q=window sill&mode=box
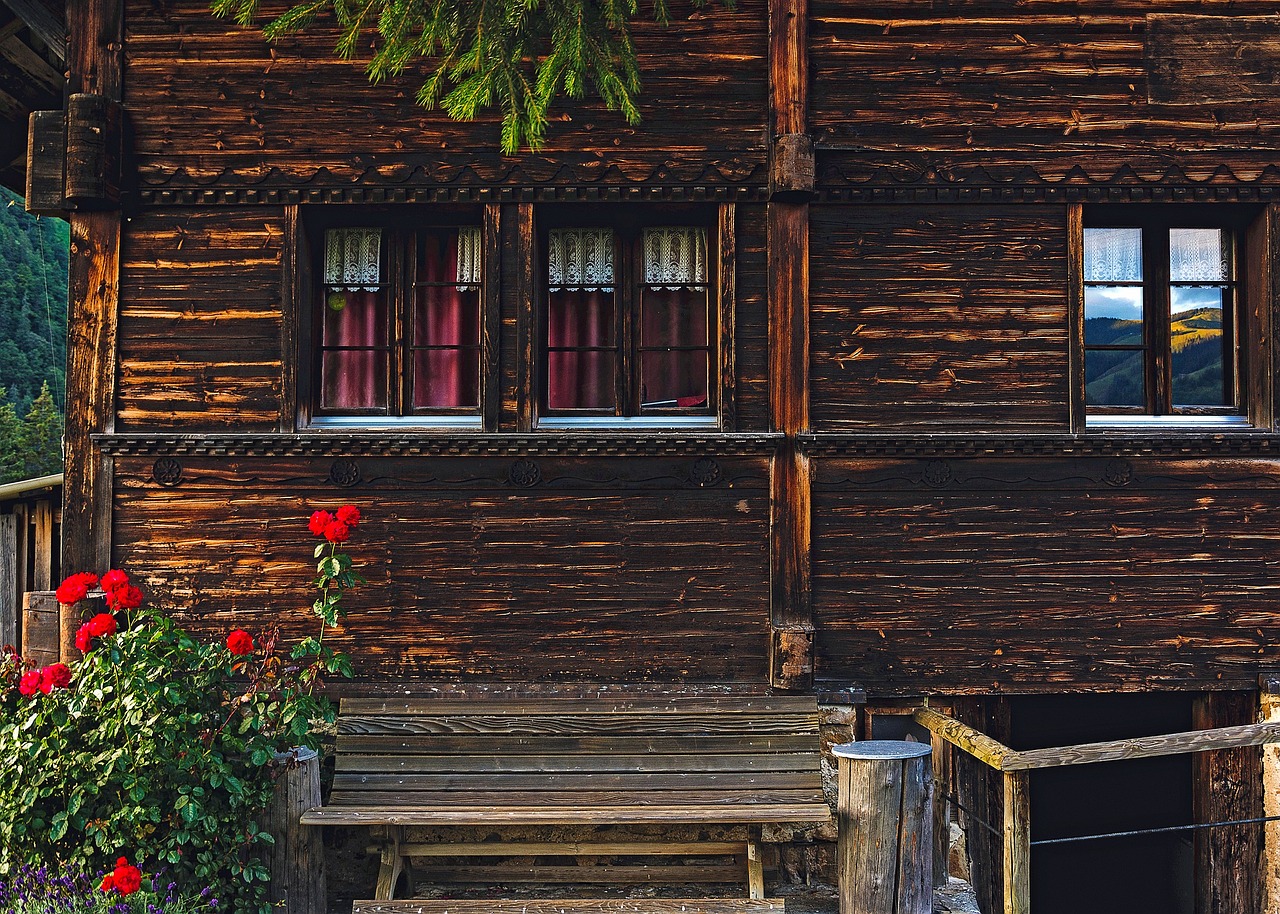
[537,416,722,430]
[1085,415,1254,431]
[307,416,484,430]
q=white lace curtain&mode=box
[456,226,482,291]
[1083,228,1143,283]
[548,228,615,291]
[644,227,707,290]
[325,228,382,291]
[1170,228,1229,284]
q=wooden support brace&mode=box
[375,827,405,901]
[1001,771,1030,914]
[745,828,764,900]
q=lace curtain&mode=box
[1170,228,1229,284]
[644,227,707,290]
[455,226,482,291]
[1083,228,1142,283]
[549,228,615,291]
[324,228,382,291]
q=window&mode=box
[1082,207,1257,425]
[540,219,716,425]
[312,220,484,425]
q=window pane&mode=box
[415,286,480,347]
[1084,228,1143,282]
[642,288,708,347]
[1169,229,1229,284]
[1085,348,1145,407]
[323,291,388,346]
[1170,286,1227,407]
[413,349,479,409]
[547,351,615,409]
[1084,286,1144,346]
[641,351,709,409]
[548,289,614,346]
[322,349,387,410]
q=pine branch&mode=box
[211,0,733,154]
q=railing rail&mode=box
[913,706,1280,914]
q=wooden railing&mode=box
[914,706,1280,914]
[0,473,61,651]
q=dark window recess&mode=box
[542,225,714,419]
[1083,215,1241,417]
[317,226,482,418]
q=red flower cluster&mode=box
[17,662,71,697]
[100,857,143,896]
[55,572,98,605]
[309,504,361,544]
[75,612,120,653]
[226,629,255,656]
[62,569,139,653]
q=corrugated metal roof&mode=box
[0,472,62,501]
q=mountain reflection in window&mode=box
[1083,226,1232,412]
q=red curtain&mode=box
[413,233,479,409]
[547,289,614,410]
[322,291,387,410]
[640,287,708,408]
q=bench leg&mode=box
[746,827,765,900]
[375,827,405,900]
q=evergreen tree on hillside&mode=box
[18,381,62,479]
[0,390,20,483]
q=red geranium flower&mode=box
[308,510,334,536]
[226,629,254,656]
[75,623,93,653]
[55,572,99,605]
[323,520,350,544]
[102,857,142,896]
[336,505,361,527]
[18,669,39,697]
[87,613,118,638]
[108,585,144,611]
[100,569,130,594]
[39,663,71,694]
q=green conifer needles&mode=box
[210,0,722,154]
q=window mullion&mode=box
[617,232,635,417]
[1147,227,1172,415]
[391,232,409,417]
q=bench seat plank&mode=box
[301,802,834,826]
[337,735,822,756]
[324,789,826,808]
[338,714,820,737]
[351,900,787,914]
[342,696,819,715]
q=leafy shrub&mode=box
[0,506,363,914]
[0,861,220,913]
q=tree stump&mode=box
[834,740,933,914]
[266,747,327,914]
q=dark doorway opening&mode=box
[1009,693,1195,914]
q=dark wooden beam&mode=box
[1,0,64,64]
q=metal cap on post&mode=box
[833,740,934,914]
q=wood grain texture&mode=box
[123,0,767,193]
[0,514,14,649]
[117,209,284,429]
[264,752,326,914]
[809,205,1070,430]
[111,455,770,683]
[351,901,785,914]
[814,457,1280,691]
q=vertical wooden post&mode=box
[1001,771,1030,914]
[0,514,15,649]
[62,0,122,577]
[513,203,536,432]
[266,747,327,914]
[22,591,59,666]
[1260,677,1280,914]
[930,727,953,889]
[835,740,933,914]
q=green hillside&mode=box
[0,186,68,482]
[1086,308,1227,408]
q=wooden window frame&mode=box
[1070,203,1272,431]
[533,204,734,429]
[288,204,500,430]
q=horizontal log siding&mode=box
[809,205,1070,429]
[735,205,769,430]
[117,209,284,429]
[112,456,771,682]
[123,0,768,190]
[809,6,1280,186]
[813,457,1280,692]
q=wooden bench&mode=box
[300,694,831,905]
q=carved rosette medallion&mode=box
[689,457,723,487]
[152,457,183,487]
[329,459,361,488]
[1103,458,1134,488]
[922,460,952,489]
[508,458,542,488]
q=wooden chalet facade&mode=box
[34,1,1280,910]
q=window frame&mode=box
[534,205,728,429]
[1073,204,1268,431]
[294,204,498,430]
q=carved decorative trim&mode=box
[151,457,182,487]
[134,184,769,207]
[688,457,723,487]
[328,459,361,487]
[800,433,1280,459]
[921,460,952,488]
[507,458,542,487]
[1103,458,1135,488]
[94,432,784,459]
